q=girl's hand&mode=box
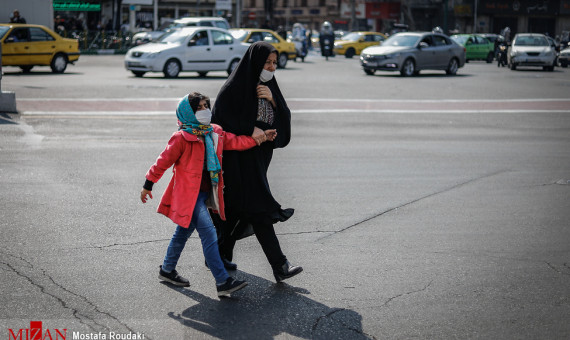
[141,189,153,203]
[252,126,266,145]
[264,129,277,142]
[256,85,275,106]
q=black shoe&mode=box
[158,265,190,287]
[222,257,237,271]
[273,261,303,283]
[217,277,248,297]
[205,258,238,271]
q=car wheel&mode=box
[132,71,146,77]
[486,52,494,63]
[163,59,181,78]
[50,53,68,73]
[400,58,415,76]
[345,48,355,58]
[20,66,33,73]
[227,58,240,76]
[198,72,208,77]
[278,53,288,68]
[364,69,375,75]
[446,58,459,75]
[510,62,517,70]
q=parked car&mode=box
[558,44,570,67]
[124,26,249,78]
[334,31,387,58]
[450,34,495,63]
[507,33,557,71]
[230,28,296,68]
[132,17,230,46]
[360,31,466,76]
[0,23,79,73]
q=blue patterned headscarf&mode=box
[176,95,221,184]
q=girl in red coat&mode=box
[140,92,276,297]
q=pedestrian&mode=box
[9,10,26,24]
[211,42,303,283]
[140,92,276,297]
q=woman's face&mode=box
[263,52,278,72]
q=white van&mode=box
[132,17,230,46]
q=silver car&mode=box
[124,26,248,78]
[507,33,557,71]
[360,32,466,76]
[559,45,570,68]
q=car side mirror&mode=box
[419,42,429,49]
[466,40,472,45]
[5,37,16,43]
[359,38,365,42]
[188,40,196,47]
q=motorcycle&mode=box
[293,37,307,62]
[497,44,508,67]
[320,34,334,60]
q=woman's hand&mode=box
[252,126,267,145]
[141,188,153,203]
[257,85,275,107]
[264,129,277,141]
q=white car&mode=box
[124,26,248,78]
[132,17,230,46]
[508,33,557,71]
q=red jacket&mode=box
[145,124,256,227]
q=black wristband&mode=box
[143,179,154,191]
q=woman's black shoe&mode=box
[273,261,303,282]
[222,257,237,270]
[205,258,238,271]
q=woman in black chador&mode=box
[211,42,303,282]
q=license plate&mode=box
[128,62,142,67]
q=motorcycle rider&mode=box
[292,23,308,61]
[319,21,335,59]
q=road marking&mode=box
[17,98,570,116]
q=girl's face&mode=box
[263,52,278,72]
[196,99,209,111]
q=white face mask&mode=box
[259,69,274,82]
[195,108,212,125]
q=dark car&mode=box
[360,32,466,76]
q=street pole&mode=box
[443,0,448,34]
[473,0,477,33]
[350,0,356,31]
[154,0,158,30]
[236,0,241,27]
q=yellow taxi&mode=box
[230,28,296,68]
[1,23,79,73]
[333,31,387,58]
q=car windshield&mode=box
[341,32,362,41]
[451,35,468,44]
[230,30,248,41]
[0,26,10,39]
[383,34,420,47]
[157,29,188,44]
[515,35,548,46]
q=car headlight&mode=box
[334,43,342,48]
[146,52,160,58]
[544,51,553,56]
[385,53,400,59]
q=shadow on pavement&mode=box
[163,272,371,339]
[0,113,17,124]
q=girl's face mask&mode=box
[195,108,212,125]
[259,69,274,82]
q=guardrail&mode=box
[58,30,134,54]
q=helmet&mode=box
[432,26,443,34]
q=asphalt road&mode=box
[1,52,569,339]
